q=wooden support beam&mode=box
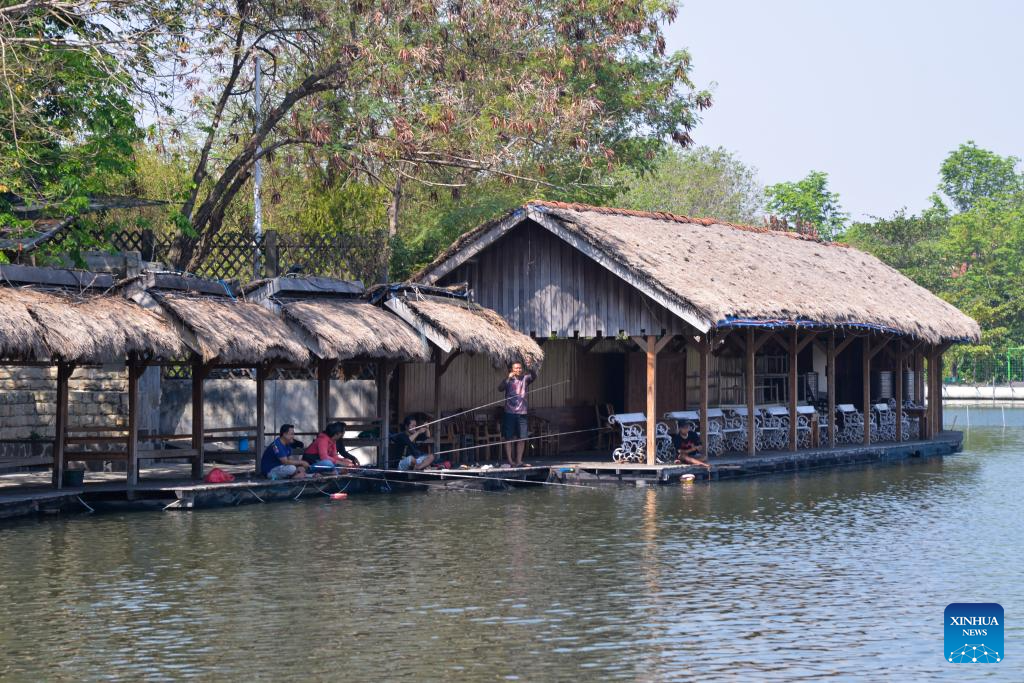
[789,328,798,452]
[581,337,603,354]
[377,361,393,468]
[746,329,756,456]
[868,335,892,361]
[439,350,462,376]
[699,342,710,453]
[51,363,72,488]
[654,333,675,356]
[835,335,857,357]
[316,359,337,430]
[895,346,904,442]
[191,361,206,479]
[255,364,267,475]
[126,361,142,491]
[863,336,872,445]
[433,356,444,456]
[935,349,945,433]
[827,333,837,448]
[751,330,774,355]
[646,335,657,466]
[795,331,818,355]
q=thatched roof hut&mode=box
[384,288,544,368]
[279,299,431,362]
[152,292,310,365]
[0,268,185,363]
[415,201,980,344]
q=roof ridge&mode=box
[525,200,848,247]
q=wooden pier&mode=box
[0,432,963,521]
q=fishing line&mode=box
[422,425,604,459]
[350,466,599,491]
[411,379,572,431]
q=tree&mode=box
[939,141,1022,212]
[0,1,180,231]
[842,210,949,291]
[614,146,762,223]
[764,170,847,241]
[149,0,711,272]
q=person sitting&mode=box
[673,421,709,468]
[303,421,359,470]
[260,424,308,480]
[393,415,436,471]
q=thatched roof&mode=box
[386,294,544,368]
[415,201,980,343]
[0,287,185,362]
[154,293,310,365]
[279,299,431,362]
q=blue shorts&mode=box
[502,413,528,439]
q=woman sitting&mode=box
[303,421,359,470]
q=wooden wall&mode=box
[439,221,692,338]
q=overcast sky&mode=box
[665,0,1024,221]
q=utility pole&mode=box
[252,55,264,280]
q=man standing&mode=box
[260,424,308,480]
[499,361,536,467]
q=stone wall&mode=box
[0,366,131,460]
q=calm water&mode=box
[1,409,1022,681]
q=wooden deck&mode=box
[0,432,964,520]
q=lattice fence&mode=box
[46,226,388,284]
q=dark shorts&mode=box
[502,413,529,439]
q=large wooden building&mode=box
[405,201,980,461]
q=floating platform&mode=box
[0,432,964,521]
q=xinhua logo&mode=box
[945,603,1003,663]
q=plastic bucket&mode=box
[62,469,85,487]
[238,437,250,453]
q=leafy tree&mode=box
[146,0,711,272]
[765,170,847,240]
[614,146,762,223]
[842,210,949,291]
[939,141,1022,212]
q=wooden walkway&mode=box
[0,432,964,520]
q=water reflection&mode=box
[1,426,1023,681]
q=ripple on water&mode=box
[1,427,1023,680]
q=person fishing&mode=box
[673,420,709,469]
[303,421,359,470]
[498,360,536,467]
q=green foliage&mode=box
[847,142,1024,381]
[614,146,762,223]
[765,171,847,240]
[0,4,149,233]
[939,141,1022,212]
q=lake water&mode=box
[1,407,1022,681]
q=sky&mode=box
[664,0,1024,221]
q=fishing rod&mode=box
[411,379,572,431]
[419,425,604,460]
[340,466,600,491]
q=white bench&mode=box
[609,412,674,463]
[758,406,790,451]
[795,405,818,448]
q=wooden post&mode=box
[827,333,836,448]
[699,340,709,454]
[895,344,904,442]
[317,359,335,430]
[126,361,141,491]
[191,361,206,479]
[378,361,392,468]
[863,336,872,444]
[746,328,756,456]
[51,363,72,488]
[789,328,798,452]
[141,229,156,262]
[433,357,443,456]
[255,364,267,475]
[264,229,279,278]
[646,335,657,465]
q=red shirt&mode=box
[304,433,344,465]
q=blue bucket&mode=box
[238,437,250,453]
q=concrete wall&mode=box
[160,378,378,436]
